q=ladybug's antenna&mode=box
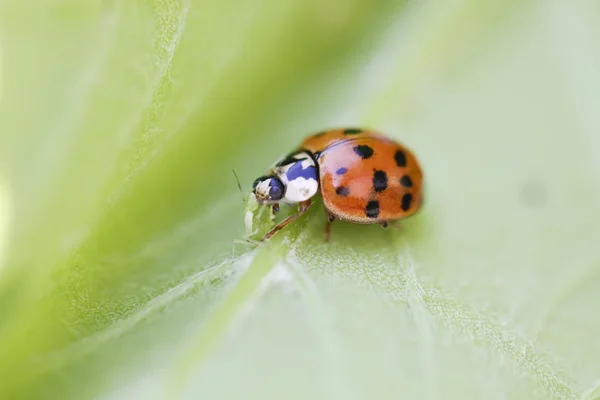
[232,169,245,204]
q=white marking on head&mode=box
[254,179,272,199]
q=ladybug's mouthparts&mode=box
[254,193,267,205]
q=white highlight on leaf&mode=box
[262,263,294,288]
[225,262,298,335]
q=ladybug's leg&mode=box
[263,199,312,241]
[381,221,388,228]
[272,203,280,214]
[324,213,335,242]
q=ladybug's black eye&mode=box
[252,175,284,202]
[269,184,282,200]
[267,177,285,201]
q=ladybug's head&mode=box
[252,175,285,205]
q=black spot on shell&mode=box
[401,193,412,211]
[400,175,413,188]
[335,186,350,197]
[343,128,362,135]
[353,145,374,159]
[313,131,327,137]
[394,150,407,167]
[365,200,380,218]
[336,167,348,175]
[373,170,388,192]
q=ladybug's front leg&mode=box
[271,203,280,214]
[263,199,312,241]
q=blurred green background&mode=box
[1,1,600,399]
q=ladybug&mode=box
[252,128,423,241]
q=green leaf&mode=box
[1,0,600,399]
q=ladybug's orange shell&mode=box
[300,129,423,224]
